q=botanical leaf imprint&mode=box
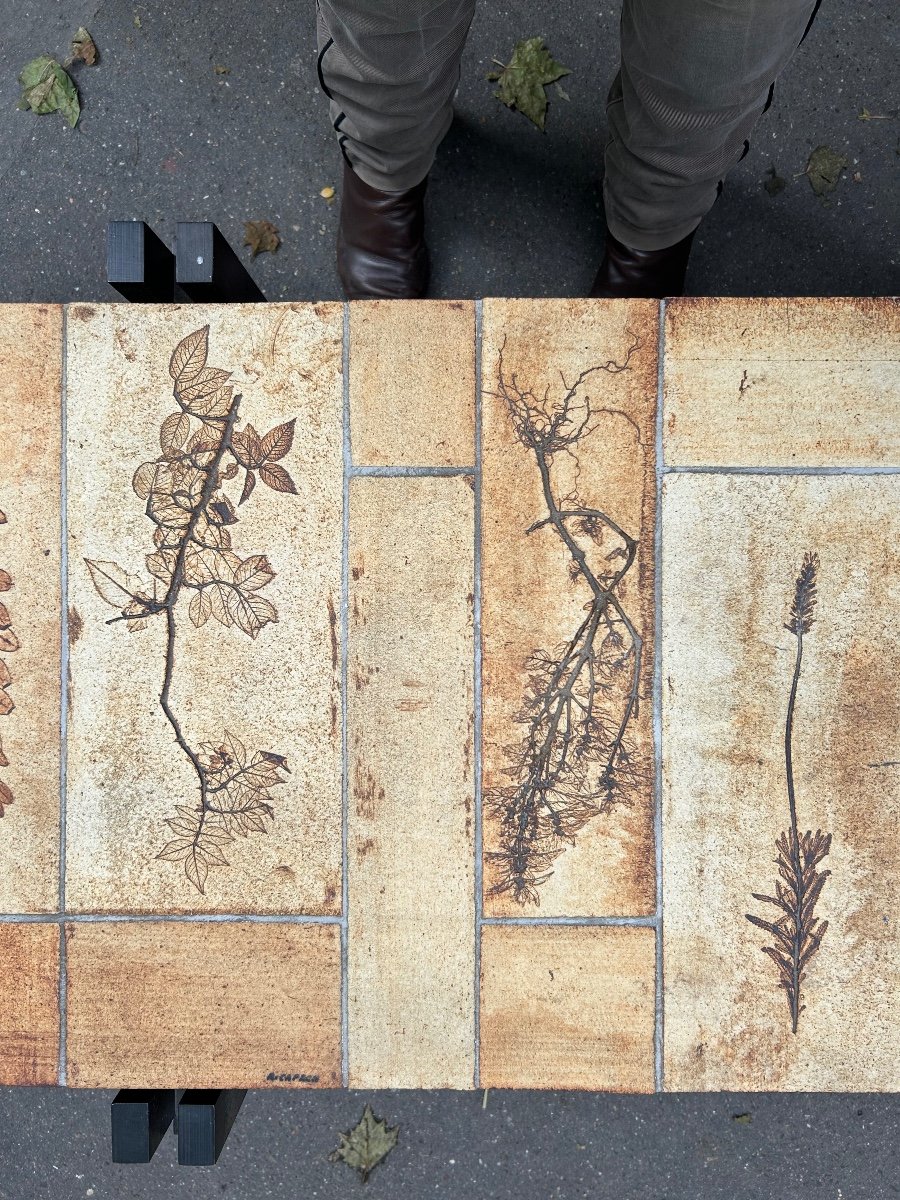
[485,332,648,905]
[84,325,297,893]
[746,551,831,1033]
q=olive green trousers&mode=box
[315,0,821,249]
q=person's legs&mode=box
[317,0,475,298]
[592,0,821,295]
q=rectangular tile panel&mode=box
[480,924,655,1090]
[0,304,62,913]
[481,298,658,917]
[65,304,343,913]
[65,920,341,1087]
[663,473,900,1090]
[349,300,475,466]
[347,475,475,1088]
[0,923,59,1085]
[664,297,900,467]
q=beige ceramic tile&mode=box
[347,475,475,1088]
[663,473,900,1090]
[481,298,658,917]
[66,920,341,1087]
[0,305,62,913]
[664,297,900,467]
[480,924,655,1090]
[349,300,475,466]
[65,304,343,913]
[0,923,60,1085]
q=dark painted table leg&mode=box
[110,1089,177,1163]
[176,1089,247,1166]
[107,221,176,302]
[176,222,265,302]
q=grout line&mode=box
[0,913,346,924]
[473,298,483,1090]
[482,915,659,927]
[340,301,351,1088]
[653,300,666,1094]
[58,306,69,1087]
[662,464,900,476]
[349,465,476,477]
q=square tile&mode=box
[65,920,341,1087]
[480,924,656,1090]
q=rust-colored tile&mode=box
[664,297,900,467]
[0,923,60,1085]
[66,920,341,1087]
[65,304,343,913]
[347,475,475,1088]
[480,924,655,1090]
[663,473,900,1090]
[481,298,658,917]
[349,300,475,466]
[0,304,62,913]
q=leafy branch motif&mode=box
[84,326,297,892]
[746,551,832,1034]
[0,507,15,818]
[485,332,647,904]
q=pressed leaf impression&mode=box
[0,507,15,817]
[84,326,298,893]
[485,333,648,905]
[746,551,832,1033]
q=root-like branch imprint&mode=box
[485,332,648,905]
[0,507,16,818]
[746,552,832,1033]
[85,326,297,893]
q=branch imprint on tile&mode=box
[0,507,16,818]
[746,551,832,1033]
[84,326,297,893]
[484,332,648,905]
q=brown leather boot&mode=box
[336,160,430,300]
[589,229,696,299]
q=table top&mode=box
[0,296,898,1092]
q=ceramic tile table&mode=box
[0,297,898,1092]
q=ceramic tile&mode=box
[480,924,655,1090]
[480,298,658,917]
[349,300,475,466]
[65,920,341,1087]
[662,473,900,1090]
[64,304,343,913]
[663,297,900,467]
[0,304,62,913]
[347,475,475,1088]
[0,923,60,1085]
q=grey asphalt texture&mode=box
[1,1,899,1197]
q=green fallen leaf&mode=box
[329,1104,399,1183]
[805,145,847,196]
[763,165,786,196]
[243,219,281,257]
[732,1112,753,1124]
[70,27,98,66]
[17,56,80,127]
[487,36,571,131]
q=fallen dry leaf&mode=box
[487,37,571,131]
[805,145,847,196]
[243,220,281,257]
[329,1105,399,1183]
[17,55,80,128]
[70,27,98,66]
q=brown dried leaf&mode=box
[0,735,8,768]
[329,1105,399,1184]
[85,559,147,608]
[226,589,277,638]
[0,570,13,592]
[0,689,13,716]
[239,469,256,505]
[0,660,10,688]
[0,603,9,628]
[235,554,276,591]
[0,778,13,816]
[0,510,6,523]
[160,411,191,456]
[70,27,98,66]
[243,219,281,257]
[184,845,208,893]
[0,629,21,654]
[188,588,212,627]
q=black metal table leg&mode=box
[176,1089,247,1165]
[176,222,265,302]
[107,221,176,302]
[110,1089,177,1163]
